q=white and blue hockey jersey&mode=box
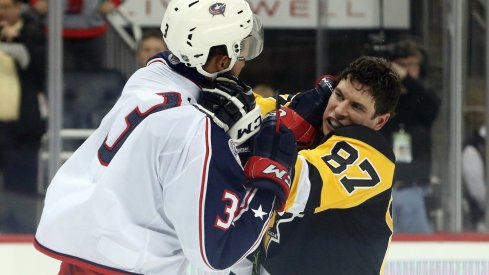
[35,52,276,275]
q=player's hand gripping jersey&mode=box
[254,75,337,150]
[34,52,295,275]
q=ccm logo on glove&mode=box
[245,156,291,186]
[262,164,291,186]
[237,116,262,140]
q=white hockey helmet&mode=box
[161,0,264,78]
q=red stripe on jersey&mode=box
[198,118,212,268]
[393,233,489,242]
[0,234,33,243]
[34,238,141,275]
[146,58,164,66]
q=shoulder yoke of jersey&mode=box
[324,124,395,162]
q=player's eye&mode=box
[352,103,365,112]
[334,90,343,100]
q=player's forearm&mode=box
[200,188,276,270]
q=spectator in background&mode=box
[136,30,167,67]
[17,0,33,15]
[0,0,46,232]
[30,0,122,70]
[462,125,487,232]
[379,40,441,233]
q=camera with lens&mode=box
[365,35,428,78]
[364,35,410,61]
[364,43,408,61]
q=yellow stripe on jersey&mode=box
[386,195,394,231]
[254,93,291,116]
[381,205,394,275]
[298,133,395,214]
[284,155,304,211]
[262,211,277,251]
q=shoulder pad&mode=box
[325,125,395,162]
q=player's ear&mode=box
[202,55,230,74]
[216,55,231,71]
[372,113,390,131]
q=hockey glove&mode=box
[288,74,337,128]
[280,75,336,149]
[194,74,262,145]
[273,106,317,149]
[244,114,298,211]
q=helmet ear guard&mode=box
[194,75,262,145]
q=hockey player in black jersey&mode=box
[231,56,402,275]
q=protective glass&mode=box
[238,15,264,61]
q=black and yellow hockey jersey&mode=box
[257,124,395,275]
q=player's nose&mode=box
[334,101,348,119]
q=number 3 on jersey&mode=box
[214,190,240,230]
[322,141,380,194]
[98,92,182,166]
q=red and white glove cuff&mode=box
[279,106,316,149]
[244,156,291,209]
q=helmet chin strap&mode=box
[197,57,237,79]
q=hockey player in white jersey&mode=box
[34,0,298,274]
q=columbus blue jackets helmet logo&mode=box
[209,3,226,16]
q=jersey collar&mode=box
[150,51,210,88]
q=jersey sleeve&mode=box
[166,117,277,272]
[286,124,396,215]
[254,93,292,116]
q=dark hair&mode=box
[337,56,401,117]
[203,45,228,67]
[393,40,423,61]
[393,40,427,78]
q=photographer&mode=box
[377,40,441,233]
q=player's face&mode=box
[394,55,421,80]
[322,78,390,136]
[0,0,20,26]
[137,37,167,66]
